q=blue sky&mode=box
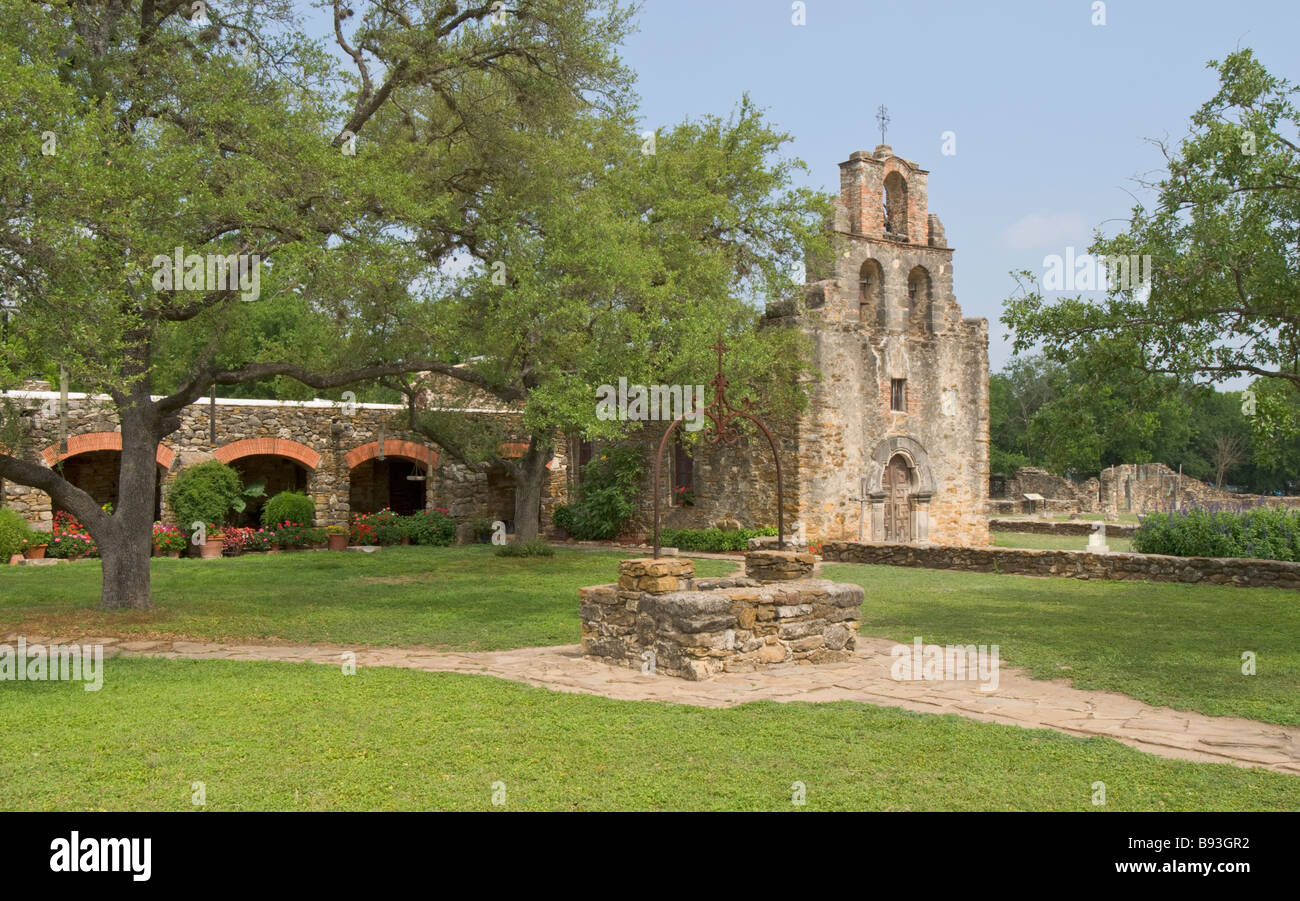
[615,0,1300,371]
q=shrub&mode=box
[349,509,404,545]
[261,491,316,529]
[467,517,496,544]
[405,508,457,546]
[658,526,778,552]
[0,509,31,560]
[494,539,555,557]
[46,511,97,559]
[558,444,643,540]
[1133,507,1300,562]
[169,461,245,538]
[273,522,317,549]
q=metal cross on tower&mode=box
[875,105,890,145]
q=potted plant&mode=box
[326,525,348,551]
[673,485,696,507]
[152,523,186,559]
[200,523,225,559]
[22,534,49,560]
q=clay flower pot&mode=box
[200,536,225,559]
[167,551,181,559]
[327,533,348,551]
[23,544,48,560]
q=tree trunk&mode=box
[513,439,552,541]
[97,396,161,609]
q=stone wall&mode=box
[989,519,1137,538]
[579,554,865,680]
[1099,463,1300,517]
[821,540,1300,590]
[0,390,561,533]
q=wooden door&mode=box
[883,455,912,543]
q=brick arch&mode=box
[41,432,175,470]
[344,440,437,471]
[214,438,321,470]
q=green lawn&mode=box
[1,657,1296,811]
[993,531,1134,552]
[825,562,1300,725]
[0,546,736,650]
[991,513,1141,524]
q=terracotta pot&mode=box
[167,551,181,559]
[400,536,411,546]
[327,533,348,551]
[8,553,23,565]
[23,544,48,560]
[200,537,225,559]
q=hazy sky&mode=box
[615,0,1299,372]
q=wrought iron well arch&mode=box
[652,338,785,557]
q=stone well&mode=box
[579,551,864,681]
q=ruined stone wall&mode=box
[1100,463,1300,516]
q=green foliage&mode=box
[1001,50,1300,465]
[988,353,1291,490]
[658,527,778,552]
[404,510,457,547]
[168,462,245,535]
[1134,507,1300,561]
[494,539,556,557]
[261,492,316,528]
[553,446,643,540]
[0,508,31,559]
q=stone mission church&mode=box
[3,145,989,548]
[644,144,990,546]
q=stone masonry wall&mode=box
[822,540,1300,590]
[0,390,560,532]
[580,554,865,680]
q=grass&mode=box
[993,531,1134,552]
[991,513,1141,524]
[0,546,736,650]
[1,656,1296,811]
[824,562,1300,725]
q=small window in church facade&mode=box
[890,379,907,412]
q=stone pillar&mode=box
[912,493,932,543]
[870,493,885,541]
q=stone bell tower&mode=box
[787,145,990,546]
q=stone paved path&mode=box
[14,632,1299,775]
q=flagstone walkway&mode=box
[20,631,1297,776]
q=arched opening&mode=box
[883,453,914,542]
[858,258,884,324]
[230,455,309,525]
[349,457,428,516]
[883,171,908,239]
[54,450,164,520]
[907,265,933,332]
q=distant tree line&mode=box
[989,354,1300,494]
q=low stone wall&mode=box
[989,519,1137,538]
[579,554,864,680]
[821,541,1300,590]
